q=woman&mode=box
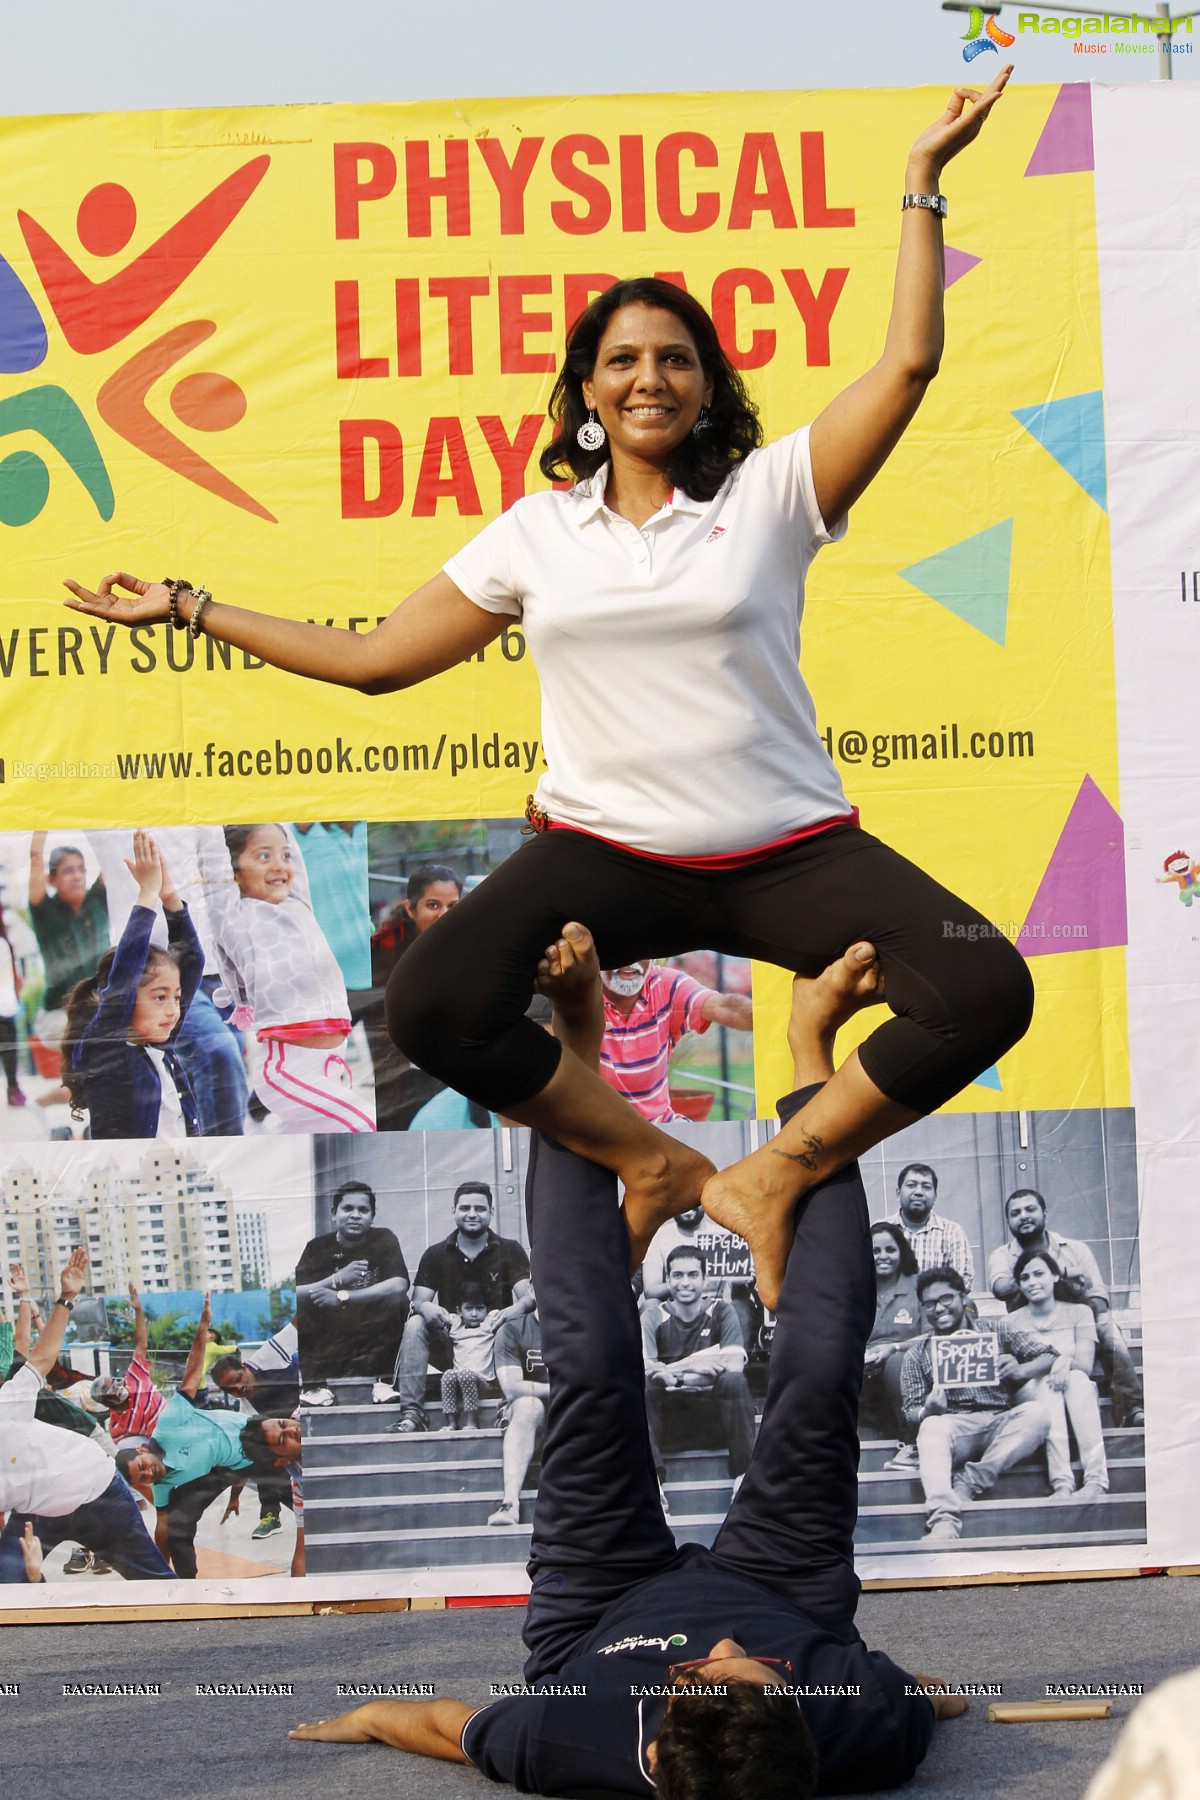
[63,72,1025,1303]
[861,1222,922,1464]
[1013,1248,1109,1501]
[370,863,463,988]
[368,862,463,1128]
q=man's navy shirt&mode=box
[413,1229,530,1312]
[463,1555,933,1796]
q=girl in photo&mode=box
[62,831,202,1139]
[204,824,375,1133]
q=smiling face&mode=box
[405,879,461,933]
[1017,1256,1056,1306]
[453,1190,492,1238]
[128,955,182,1045]
[602,963,648,1001]
[666,1254,705,1308]
[582,303,712,471]
[233,825,293,904]
[921,1280,966,1335]
[872,1230,902,1281]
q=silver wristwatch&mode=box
[902,192,947,218]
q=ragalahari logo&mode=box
[960,5,1017,59]
[0,157,276,529]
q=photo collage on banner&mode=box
[0,79,1167,1603]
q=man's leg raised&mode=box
[521,926,678,1681]
[710,949,884,1635]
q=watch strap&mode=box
[902,191,947,218]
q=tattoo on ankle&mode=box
[771,1129,824,1174]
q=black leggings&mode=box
[386,823,1034,1117]
[0,1015,18,1089]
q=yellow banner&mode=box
[0,89,1122,1112]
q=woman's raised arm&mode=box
[61,569,507,696]
[808,65,1011,533]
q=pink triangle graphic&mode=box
[1020,775,1126,958]
[944,245,981,289]
[1025,84,1094,177]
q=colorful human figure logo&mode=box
[0,155,275,526]
[1158,851,1200,907]
[959,6,1016,60]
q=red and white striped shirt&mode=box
[107,1351,165,1443]
[599,967,712,1124]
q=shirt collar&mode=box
[570,466,706,524]
[444,1228,498,1252]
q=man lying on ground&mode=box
[290,929,966,1795]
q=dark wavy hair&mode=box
[870,1220,920,1278]
[538,278,763,502]
[654,1683,818,1800]
[1013,1248,1062,1286]
[61,943,181,1118]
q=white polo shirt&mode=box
[444,425,851,857]
[0,1364,114,1516]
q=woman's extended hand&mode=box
[63,571,173,627]
[908,65,1012,181]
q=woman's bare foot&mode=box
[788,941,885,1088]
[536,922,605,1072]
[703,942,890,1309]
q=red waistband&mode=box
[256,1017,350,1043]
[540,808,860,870]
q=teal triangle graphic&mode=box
[1012,391,1107,511]
[971,1063,1003,1091]
[898,520,1013,647]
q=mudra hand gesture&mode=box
[63,571,174,625]
[908,64,1012,178]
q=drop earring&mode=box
[692,406,711,437]
[577,410,606,451]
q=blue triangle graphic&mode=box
[898,520,1013,647]
[971,1063,1003,1091]
[1012,391,1106,511]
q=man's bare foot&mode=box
[788,940,886,1088]
[911,1675,969,1722]
[536,922,605,1072]
[703,943,888,1309]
